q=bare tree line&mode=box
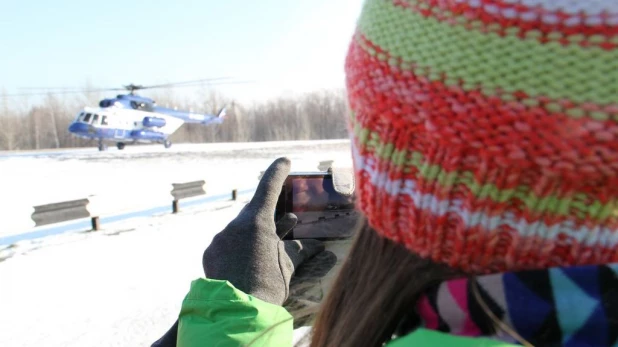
[0,89,349,151]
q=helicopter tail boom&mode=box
[201,107,226,125]
[154,105,227,125]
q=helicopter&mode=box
[70,81,229,151]
[11,78,240,151]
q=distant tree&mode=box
[0,90,19,150]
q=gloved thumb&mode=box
[281,239,325,273]
[275,213,298,239]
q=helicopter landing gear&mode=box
[98,140,107,152]
[163,140,172,149]
[116,142,126,150]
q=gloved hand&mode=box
[152,158,325,347]
[203,157,325,305]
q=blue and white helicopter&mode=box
[67,81,227,151]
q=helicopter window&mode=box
[83,113,92,123]
[92,114,100,125]
[101,115,108,126]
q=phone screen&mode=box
[289,176,358,239]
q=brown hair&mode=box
[310,219,464,347]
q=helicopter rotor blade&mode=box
[136,77,233,90]
[141,79,256,91]
[2,88,124,97]
[17,86,126,92]
[19,87,119,90]
[4,77,254,98]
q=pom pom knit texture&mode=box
[346,0,618,274]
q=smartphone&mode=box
[276,172,360,240]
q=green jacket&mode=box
[176,279,517,347]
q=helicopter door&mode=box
[114,129,126,138]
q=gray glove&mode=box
[203,157,325,305]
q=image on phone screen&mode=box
[290,176,358,239]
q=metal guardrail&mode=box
[7,160,336,245]
[0,188,256,247]
[31,199,90,227]
[171,180,207,213]
[20,180,238,235]
[171,181,206,200]
[318,160,334,171]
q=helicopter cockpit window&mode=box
[130,101,153,112]
[101,115,108,126]
[92,114,100,125]
[83,113,92,123]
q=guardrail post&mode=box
[172,200,180,214]
[232,189,238,201]
[91,216,101,231]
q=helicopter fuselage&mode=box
[67,93,226,150]
[68,107,184,143]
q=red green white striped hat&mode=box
[346,0,618,274]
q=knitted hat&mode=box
[346,0,618,274]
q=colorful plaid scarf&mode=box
[414,262,618,346]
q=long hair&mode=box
[309,219,463,347]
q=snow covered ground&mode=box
[0,140,352,347]
[0,140,353,237]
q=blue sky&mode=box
[0,0,363,103]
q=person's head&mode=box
[312,0,618,345]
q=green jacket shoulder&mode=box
[176,278,517,347]
[388,329,517,347]
[176,279,293,347]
